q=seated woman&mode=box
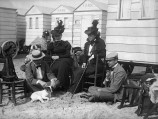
[47,20,73,91]
[66,20,106,95]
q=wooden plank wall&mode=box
[17,15,26,41]
[51,14,73,45]
[106,0,158,64]
[43,14,51,42]
[73,14,82,47]
[25,14,51,46]
[100,11,107,41]
[0,8,17,46]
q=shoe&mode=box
[80,94,92,99]
[61,92,72,98]
[106,101,113,105]
[65,92,72,97]
[88,96,96,102]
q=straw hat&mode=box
[30,50,45,60]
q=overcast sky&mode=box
[0,0,107,10]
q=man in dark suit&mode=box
[88,52,127,102]
[25,50,58,92]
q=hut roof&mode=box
[16,8,28,15]
[89,0,107,11]
[60,5,75,12]
[52,5,75,14]
[0,1,16,10]
[26,5,55,15]
[75,0,107,11]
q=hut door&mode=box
[81,16,92,48]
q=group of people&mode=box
[22,19,127,103]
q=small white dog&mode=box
[30,86,54,103]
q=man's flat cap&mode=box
[106,52,118,61]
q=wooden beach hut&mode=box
[16,9,27,51]
[106,0,158,65]
[16,9,27,43]
[0,7,17,46]
[51,5,75,45]
[73,0,107,48]
[25,5,54,46]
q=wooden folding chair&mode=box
[0,56,27,106]
[82,55,106,91]
[118,66,147,109]
[135,73,158,119]
[118,75,141,109]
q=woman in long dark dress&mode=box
[47,20,73,91]
[67,20,106,94]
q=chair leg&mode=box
[0,82,2,104]
[118,87,126,109]
[23,80,27,97]
[130,89,138,106]
[12,83,16,106]
[8,84,11,100]
[136,91,144,116]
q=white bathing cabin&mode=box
[51,5,75,45]
[73,0,107,48]
[106,0,158,65]
[25,5,54,46]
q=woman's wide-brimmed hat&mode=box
[30,50,45,60]
[85,20,99,35]
[85,27,98,35]
[51,20,65,37]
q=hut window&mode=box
[75,20,80,25]
[64,17,69,28]
[118,0,131,19]
[55,17,59,26]
[141,0,155,19]
[35,17,39,29]
[56,17,59,22]
[29,17,32,29]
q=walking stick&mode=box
[71,63,89,99]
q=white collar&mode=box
[112,63,118,69]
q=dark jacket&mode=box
[25,61,56,85]
[47,40,72,59]
[101,64,127,101]
[83,38,106,64]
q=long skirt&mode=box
[50,58,73,90]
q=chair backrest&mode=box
[2,56,18,80]
[94,54,106,87]
[71,47,83,69]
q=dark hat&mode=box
[51,20,65,37]
[106,52,118,61]
[85,20,99,35]
[85,27,98,35]
[30,50,45,60]
[42,30,49,38]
